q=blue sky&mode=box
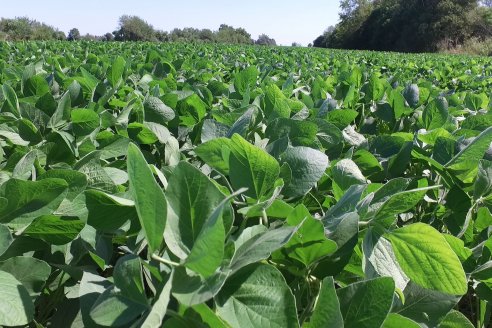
[2,0,340,45]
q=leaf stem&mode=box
[261,209,269,226]
[151,254,180,267]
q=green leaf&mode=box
[164,161,227,277]
[422,97,448,130]
[71,109,100,136]
[195,137,231,175]
[337,277,395,328]
[393,282,460,327]
[265,118,318,147]
[39,169,87,201]
[89,287,147,327]
[364,230,410,291]
[177,94,207,126]
[234,66,258,96]
[280,205,337,267]
[127,122,159,144]
[229,133,280,199]
[172,267,229,306]
[0,224,12,257]
[12,150,37,180]
[85,190,137,232]
[403,84,419,108]
[23,215,85,245]
[381,314,420,328]
[374,186,439,222]
[363,75,385,102]
[0,178,68,224]
[127,143,167,254]
[144,96,175,125]
[142,272,173,328]
[385,223,468,295]
[2,83,20,117]
[109,56,126,88]
[281,146,329,198]
[439,310,474,328]
[0,270,34,326]
[114,255,147,305]
[264,84,291,120]
[217,263,299,328]
[0,256,51,296]
[332,159,367,191]
[446,126,492,182]
[230,225,296,273]
[307,277,343,328]
[326,109,359,129]
[474,159,492,200]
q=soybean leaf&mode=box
[381,314,420,328]
[0,271,34,327]
[164,161,228,277]
[113,255,147,305]
[229,133,280,199]
[216,263,299,328]
[281,146,329,198]
[23,215,85,245]
[141,272,173,328]
[0,178,68,224]
[385,223,468,295]
[337,277,395,328]
[127,143,167,254]
[0,256,51,296]
[307,277,343,328]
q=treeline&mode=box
[314,0,492,55]
[0,17,65,41]
[0,15,278,46]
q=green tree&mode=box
[113,15,156,41]
[255,34,277,46]
[67,28,80,41]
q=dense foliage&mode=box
[0,16,275,45]
[0,17,65,41]
[0,41,492,327]
[314,0,492,54]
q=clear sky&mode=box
[2,0,340,45]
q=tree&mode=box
[255,34,277,46]
[67,28,80,41]
[292,42,302,47]
[113,15,156,41]
[0,17,64,41]
[103,32,114,41]
[216,24,253,44]
[314,0,488,52]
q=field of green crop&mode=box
[0,41,492,327]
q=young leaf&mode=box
[229,133,280,199]
[279,205,337,267]
[385,223,468,295]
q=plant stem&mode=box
[151,254,180,267]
